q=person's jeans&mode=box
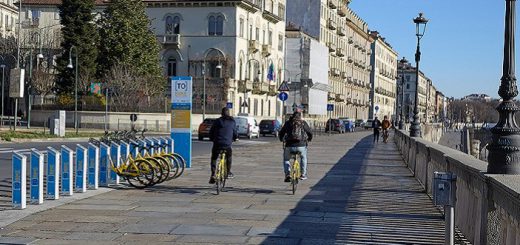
[283,146,307,176]
[373,129,380,142]
[210,146,232,177]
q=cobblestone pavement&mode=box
[0,131,448,244]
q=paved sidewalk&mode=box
[0,131,447,244]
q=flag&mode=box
[267,63,274,81]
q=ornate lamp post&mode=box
[487,0,520,174]
[202,48,225,120]
[410,13,428,137]
[398,57,408,129]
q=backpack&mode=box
[287,119,307,142]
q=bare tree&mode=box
[31,70,55,105]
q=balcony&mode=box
[347,77,353,83]
[346,98,352,104]
[268,84,277,96]
[336,48,345,57]
[252,82,269,95]
[335,94,345,102]
[328,0,337,9]
[157,34,181,48]
[249,40,260,53]
[238,80,253,92]
[262,9,284,23]
[327,19,337,30]
[341,72,347,79]
[348,37,354,44]
[337,26,345,36]
[327,42,337,52]
[328,92,336,101]
[338,6,347,17]
[347,56,353,63]
[262,44,272,57]
[331,68,340,76]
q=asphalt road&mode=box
[0,135,279,184]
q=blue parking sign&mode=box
[327,104,334,111]
[226,102,233,109]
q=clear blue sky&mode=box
[350,0,506,99]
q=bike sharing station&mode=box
[171,76,192,168]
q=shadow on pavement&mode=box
[260,135,446,245]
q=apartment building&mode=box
[287,0,372,120]
[368,30,397,120]
[398,60,428,122]
[0,0,17,38]
[426,80,436,123]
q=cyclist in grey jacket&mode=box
[279,111,313,182]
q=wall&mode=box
[395,130,520,245]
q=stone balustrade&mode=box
[395,129,520,245]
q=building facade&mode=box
[284,27,329,117]
[398,61,428,122]
[287,0,372,120]
[0,0,18,38]
[426,80,436,122]
[368,31,397,120]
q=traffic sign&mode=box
[278,81,290,91]
[130,114,137,122]
[375,105,380,112]
[241,101,249,108]
[226,102,233,109]
[278,92,288,101]
[327,104,334,111]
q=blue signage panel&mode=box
[145,138,155,155]
[46,147,60,200]
[327,104,334,112]
[30,149,44,204]
[12,153,27,209]
[278,92,288,102]
[171,76,192,168]
[110,143,121,185]
[226,102,233,109]
[87,143,99,190]
[167,137,174,154]
[99,143,110,187]
[76,144,87,193]
[138,140,147,156]
[61,146,73,196]
[120,142,130,161]
[129,140,139,158]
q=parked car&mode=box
[198,118,217,141]
[259,119,281,137]
[325,119,346,133]
[364,119,374,130]
[235,116,260,139]
[355,119,365,127]
[339,117,355,132]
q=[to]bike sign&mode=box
[171,76,192,168]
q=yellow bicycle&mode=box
[215,150,227,195]
[289,151,301,195]
[109,154,155,189]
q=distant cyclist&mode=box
[208,107,238,184]
[279,111,313,182]
[372,116,382,143]
[381,115,392,143]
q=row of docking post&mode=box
[12,137,174,209]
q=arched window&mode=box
[239,60,243,80]
[208,16,216,35]
[216,16,224,35]
[165,16,174,34]
[173,16,180,34]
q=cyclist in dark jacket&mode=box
[208,107,238,184]
[279,111,313,182]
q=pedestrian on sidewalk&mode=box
[279,111,313,182]
[372,116,382,143]
[208,107,238,184]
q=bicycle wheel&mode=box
[291,158,299,195]
[215,154,226,195]
[172,153,186,178]
[162,154,179,181]
[144,157,164,186]
[153,156,171,184]
[127,160,154,189]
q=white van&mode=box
[235,116,260,139]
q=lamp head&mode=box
[216,64,222,70]
[0,64,5,68]
[399,57,408,65]
[37,53,44,59]
[413,13,428,37]
[67,59,73,69]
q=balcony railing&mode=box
[249,40,260,53]
[327,42,337,52]
[252,82,269,94]
[262,44,272,57]
[337,26,345,36]
[238,80,253,92]
[327,19,337,30]
[157,34,181,47]
[338,6,347,17]
[328,0,337,9]
[336,48,345,57]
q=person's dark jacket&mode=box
[209,116,238,148]
[278,119,313,147]
[372,119,382,131]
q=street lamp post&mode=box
[398,57,408,129]
[487,0,520,174]
[410,13,428,138]
[67,45,79,134]
[202,48,225,120]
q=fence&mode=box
[10,136,175,210]
[395,130,520,245]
